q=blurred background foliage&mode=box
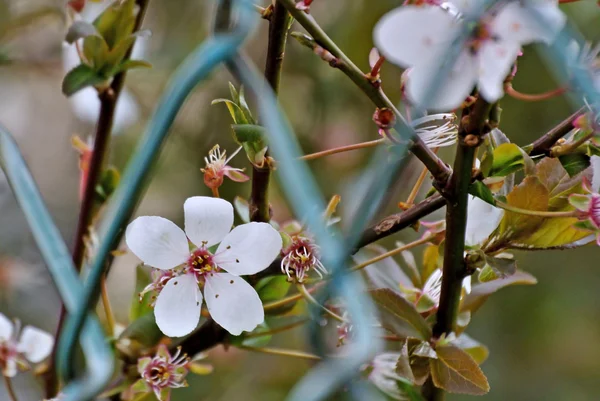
[0,0,599,400]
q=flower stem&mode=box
[263,282,324,311]
[278,0,451,185]
[244,318,309,339]
[238,345,321,361]
[100,275,115,337]
[297,284,347,323]
[2,375,18,401]
[47,0,151,396]
[211,187,220,198]
[495,200,577,218]
[350,236,431,272]
[299,138,385,161]
[505,84,566,102]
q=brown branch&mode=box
[353,193,445,252]
[527,106,585,157]
[46,0,151,396]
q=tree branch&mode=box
[277,0,451,185]
[46,1,151,396]
[353,193,445,252]
[425,97,491,401]
[527,106,584,157]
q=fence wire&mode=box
[0,0,597,400]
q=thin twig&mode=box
[2,375,18,401]
[350,236,431,272]
[47,1,151,396]
[300,138,385,161]
[297,284,347,323]
[277,0,451,185]
[495,200,578,218]
[505,84,566,102]
[100,275,116,337]
[238,345,321,361]
[244,319,309,338]
[406,148,439,205]
[354,193,446,252]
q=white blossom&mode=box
[374,0,565,110]
[0,313,53,377]
[126,197,282,337]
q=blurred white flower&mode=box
[62,0,147,133]
[374,1,565,110]
[366,352,412,400]
[0,313,53,377]
[421,267,471,308]
[125,197,282,337]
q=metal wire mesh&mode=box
[0,0,597,400]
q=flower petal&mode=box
[214,222,282,276]
[0,313,14,341]
[493,1,566,45]
[2,359,17,377]
[203,272,264,335]
[184,196,234,248]
[154,274,202,337]
[17,326,54,363]
[406,51,478,111]
[374,6,454,68]
[478,40,521,103]
[465,196,504,246]
[126,216,190,270]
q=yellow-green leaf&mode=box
[489,143,524,177]
[511,217,592,248]
[430,344,490,395]
[370,288,432,340]
[498,176,549,241]
[62,64,107,96]
[421,245,440,284]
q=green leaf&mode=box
[65,21,99,43]
[430,344,490,395]
[370,288,432,340]
[461,271,537,313]
[395,378,427,401]
[498,176,549,241]
[255,276,291,303]
[211,99,248,124]
[468,181,496,206]
[62,64,107,96]
[231,124,267,144]
[559,153,591,177]
[484,255,516,278]
[118,313,163,351]
[111,59,152,75]
[129,264,153,322]
[95,166,120,203]
[237,86,255,124]
[103,35,136,71]
[93,0,136,49]
[229,322,272,348]
[452,334,489,364]
[83,33,110,70]
[489,143,525,177]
